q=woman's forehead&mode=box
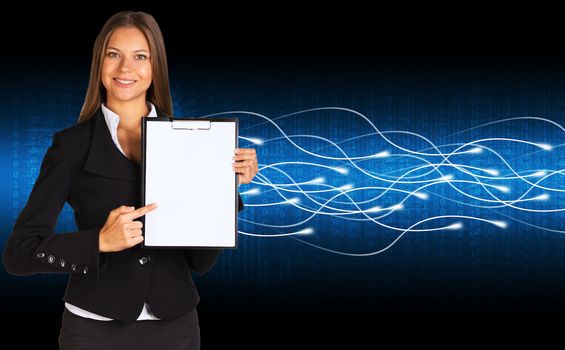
[107,27,150,51]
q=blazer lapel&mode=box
[84,108,139,182]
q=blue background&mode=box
[1,5,564,348]
[4,55,565,311]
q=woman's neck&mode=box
[105,99,149,132]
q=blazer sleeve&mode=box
[184,193,245,275]
[2,131,102,278]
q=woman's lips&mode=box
[113,78,136,87]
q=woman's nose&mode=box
[119,57,134,72]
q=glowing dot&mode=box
[391,203,404,210]
[241,188,260,195]
[532,171,547,177]
[239,136,264,145]
[414,192,428,200]
[494,185,510,193]
[297,228,314,235]
[485,169,500,176]
[535,193,549,200]
[287,198,301,204]
[538,143,552,151]
[447,222,463,230]
[310,177,325,184]
[375,151,390,158]
[333,167,349,175]
[468,147,483,154]
[339,184,353,190]
[250,138,264,145]
[366,206,381,213]
[491,220,508,229]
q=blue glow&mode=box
[3,62,565,309]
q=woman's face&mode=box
[101,27,152,107]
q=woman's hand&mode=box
[232,148,258,185]
[99,203,158,252]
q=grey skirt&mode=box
[59,307,200,350]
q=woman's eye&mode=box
[135,54,148,61]
[107,52,119,58]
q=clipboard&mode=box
[140,116,239,248]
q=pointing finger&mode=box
[123,203,158,221]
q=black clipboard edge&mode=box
[140,117,239,250]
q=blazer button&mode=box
[82,266,89,275]
[59,259,67,268]
[138,256,151,266]
[36,252,45,259]
[47,255,56,264]
[71,263,78,272]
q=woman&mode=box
[2,11,258,349]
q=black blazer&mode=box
[2,108,244,321]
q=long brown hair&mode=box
[78,11,173,123]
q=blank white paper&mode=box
[143,119,237,247]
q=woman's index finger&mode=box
[125,203,158,220]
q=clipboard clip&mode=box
[171,120,211,130]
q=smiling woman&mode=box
[78,12,172,124]
[2,10,258,350]
[102,28,153,117]
[101,27,153,164]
